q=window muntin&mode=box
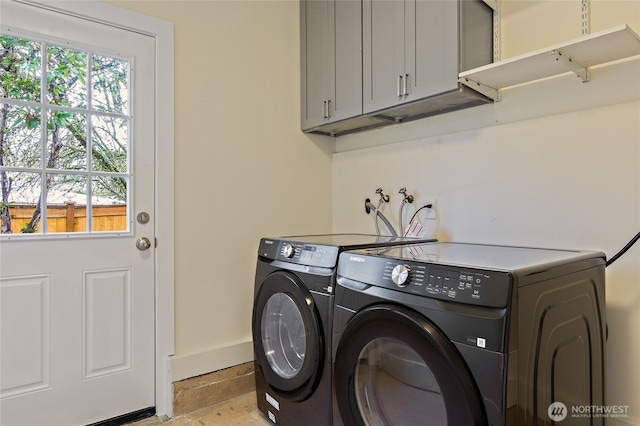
[1,33,131,235]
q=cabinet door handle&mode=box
[403,73,409,97]
[322,100,331,120]
[398,75,403,98]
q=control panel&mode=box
[259,239,340,269]
[338,253,512,308]
[385,261,510,307]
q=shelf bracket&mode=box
[550,49,590,82]
[482,0,498,11]
[458,77,500,101]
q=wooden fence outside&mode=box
[7,202,127,233]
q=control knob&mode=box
[282,243,296,259]
[391,264,411,287]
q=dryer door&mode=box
[334,304,487,426]
[252,271,323,401]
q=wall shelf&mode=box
[459,24,640,100]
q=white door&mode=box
[0,2,156,425]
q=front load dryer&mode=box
[252,234,435,425]
[333,242,606,426]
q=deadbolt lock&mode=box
[137,212,150,224]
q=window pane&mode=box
[91,55,128,115]
[2,171,41,203]
[92,176,127,232]
[46,173,87,233]
[46,110,87,170]
[0,104,41,168]
[1,34,133,237]
[0,35,41,102]
[91,115,127,173]
[92,175,127,204]
[1,171,42,234]
[47,44,87,108]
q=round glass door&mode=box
[334,304,487,425]
[261,292,306,379]
[252,271,322,400]
[355,337,446,425]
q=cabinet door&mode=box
[363,0,405,113]
[301,0,334,130]
[406,0,458,101]
[332,0,363,123]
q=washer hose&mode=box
[365,200,397,237]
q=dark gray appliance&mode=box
[333,242,606,425]
[252,234,436,425]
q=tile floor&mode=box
[128,392,271,426]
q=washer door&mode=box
[252,271,323,401]
[334,304,487,426]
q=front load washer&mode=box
[333,242,606,426]
[252,234,436,425]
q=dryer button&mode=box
[391,264,411,287]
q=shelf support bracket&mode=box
[550,49,590,82]
[458,77,500,101]
[482,0,498,11]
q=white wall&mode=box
[332,1,640,424]
[107,1,640,421]
[107,0,334,381]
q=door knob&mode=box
[136,237,152,251]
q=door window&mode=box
[1,33,130,235]
[253,271,323,400]
[333,305,488,425]
[355,337,446,425]
[261,293,306,379]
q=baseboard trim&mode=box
[170,339,253,382]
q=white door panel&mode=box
[1,242,155,424]
[0,1,156,424]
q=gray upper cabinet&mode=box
[302,0,494,137]
[300,0,362,131]
[363,0,458,113]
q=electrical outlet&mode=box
[424,199,437,220]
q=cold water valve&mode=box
[376,187,390,203]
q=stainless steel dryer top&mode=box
[346,241,605,272]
